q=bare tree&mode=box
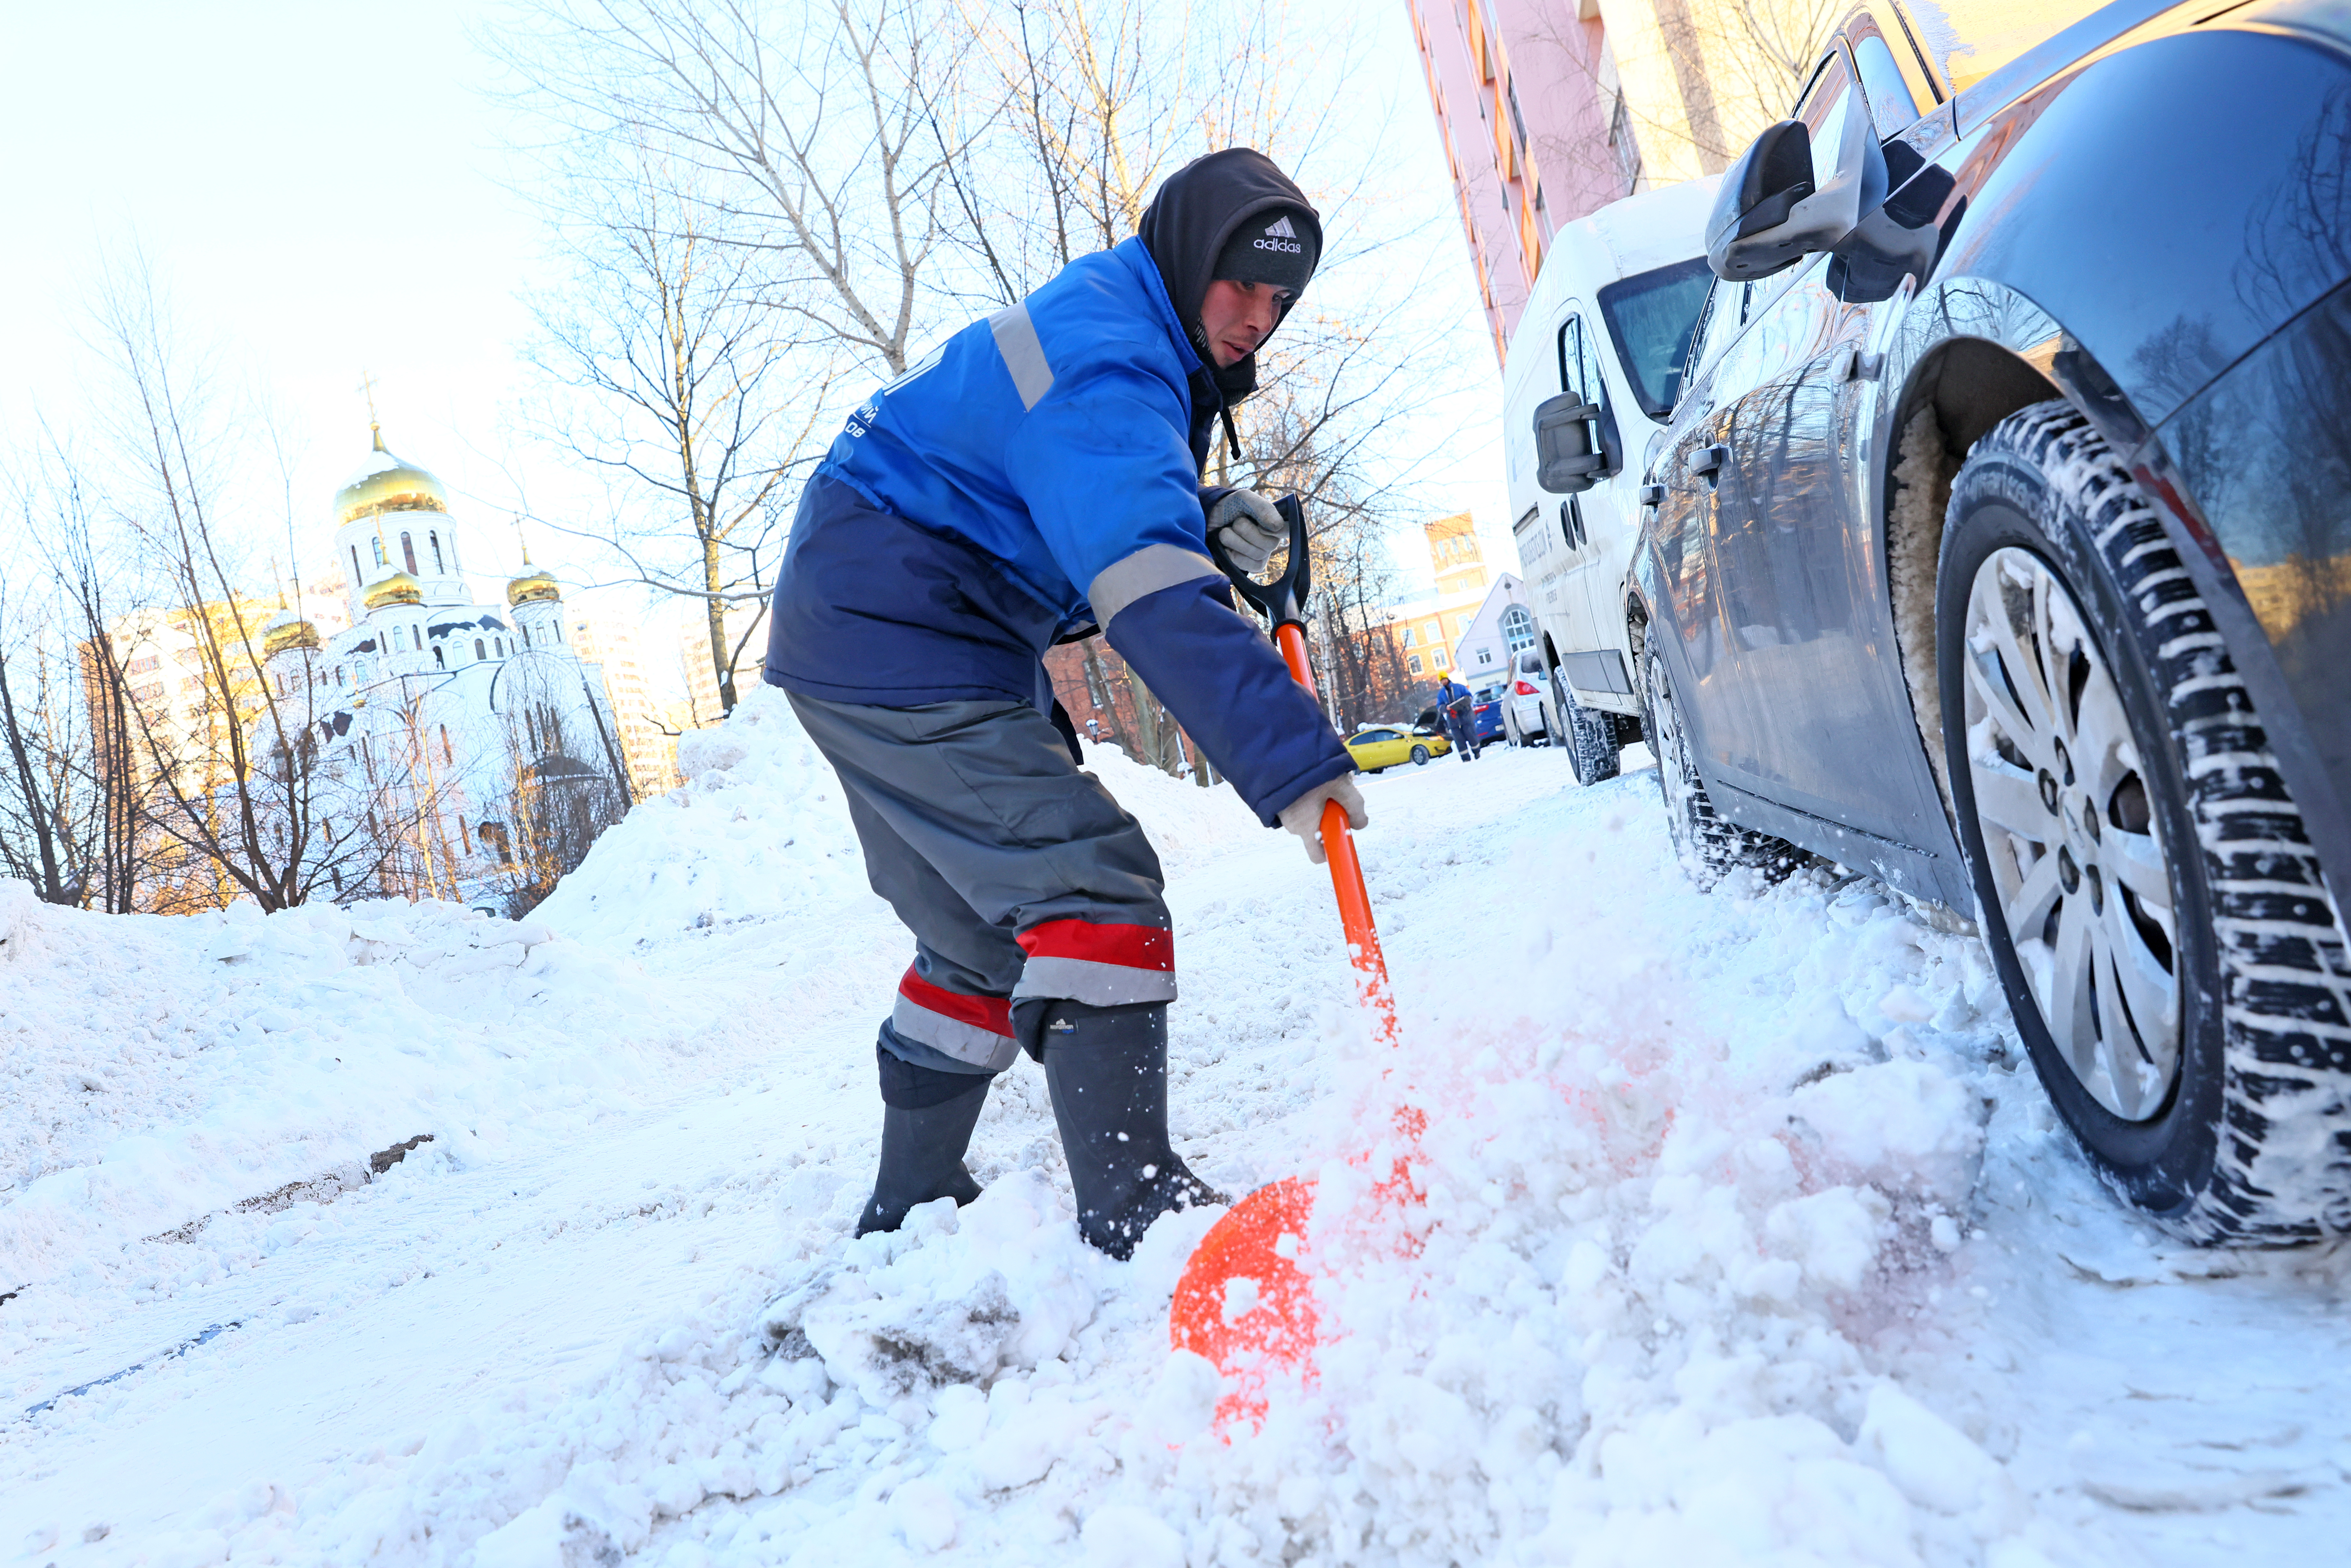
[477,661,628,917]
[491,0,976,378]
[517,137,831,715]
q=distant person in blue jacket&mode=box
[1437,675,1480,761]
[763,148,1366,1257]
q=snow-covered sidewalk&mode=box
[5,689,2348,1566]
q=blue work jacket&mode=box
[764,237,1352,826]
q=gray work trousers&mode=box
[787,692,1176,1074]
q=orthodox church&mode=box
[253,422,630,910]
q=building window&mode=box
[1407,654,1423,675]
[1502,604,1538,653]
[1610,95,1643,195]
[1479,647,1495,666]
[430,532,444,574]
[495,637,505,657]
[336,665,346,687]
[433,646,445,669]
[372,536,387,567]
[441,724,453,765]
[554,622,563,643]
[1400,627,1416,648]
[1432,649,1450,670]
[474,638,486,661]
[401,532,418,574]
[350,546,363,584]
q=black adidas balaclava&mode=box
[1137,148,1324,417]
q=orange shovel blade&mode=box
[1169,1175,1319,1427]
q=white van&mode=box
[1501,177,1718,784]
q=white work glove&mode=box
[1207,489,1284,576]
[1277,775,1369,864]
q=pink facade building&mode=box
[1407,0,1618,365]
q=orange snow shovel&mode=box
[1171,496,1411,1428]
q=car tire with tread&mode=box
[1640,640,1805,890]
[1558,675,1621,787]
[1937,401,2351,1244]
[1410,744,1430,766]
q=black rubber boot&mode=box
[856,1041,994,1237]
[1033,999,1226,1259]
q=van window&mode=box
[1852,33,1921,136]
[1597,256,1715,417]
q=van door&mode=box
[1549,310,1641,709]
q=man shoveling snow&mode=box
[762,148,1367,1258]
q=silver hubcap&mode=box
[1961,548,2180,1119]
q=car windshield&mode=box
[1597,256,1715,419]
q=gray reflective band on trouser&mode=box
[989,303,1055,410]
[1087,544,1222,629]
[892,993,1023,1072]
[1013,956,1179,1009]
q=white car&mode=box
[1497,647,1550,746]
[1501,176,1719,786]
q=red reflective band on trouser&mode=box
[892,966,1018,1070]
[1015,920,1178,1008]
[897,966,1012,1036]
[1017,919,1174,971]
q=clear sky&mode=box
[0,0,1513,661]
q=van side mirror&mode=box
[1706,84,1887,282]
[1534,392,1621,494]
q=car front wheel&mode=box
[1938,402,2351,1244]
[1640,640,1803,890]
[1410,744,1430,766]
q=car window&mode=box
[1795,44,1853,126]
[1597,256,1713,419]
[1852,33,1922,136]
[1517,650,1544,675]
[1356,729,1392,744]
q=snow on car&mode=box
[6,688,2351,1565]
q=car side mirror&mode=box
[1706,84,1887,282]
[1534,391,1622,494]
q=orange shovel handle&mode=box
[1274,622,1398,1048]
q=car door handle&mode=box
[1639,483,1666,507]
[1689,445,1728,478]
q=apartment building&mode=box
[677,603,770,730]
[1407,0,1818,361]
[569,613,682,798]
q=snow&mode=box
[6,686,2351,1565]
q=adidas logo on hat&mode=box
[1254,214,1303,254]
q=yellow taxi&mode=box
[1345,723,1451,772]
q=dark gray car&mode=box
[1567,0,2351,1245]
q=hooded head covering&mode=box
[1137,148,1323,411]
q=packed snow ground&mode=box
[5,686,2349,1567]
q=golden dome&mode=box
[262,611,319,658]
[336,427,450,527]
[506,568,561,607]
[363,571,423,611]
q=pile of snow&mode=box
[201,790,2103,1566]
[0,888,670,1289]
[537,685,1264,952]
[13,693,2346,1565]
